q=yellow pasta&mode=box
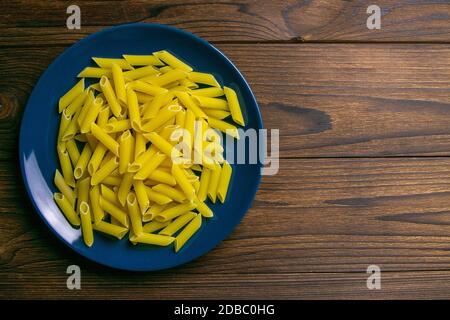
[93,221,128,239]
[79,201,94,247]
[126,192,143,235]
[155,201,196,222]
[217,161,232,203]
[78,67,111,78]
[59,79,84,113]
[99,76,122,117]
[93,57,132,70]
[74,143,92,179]
[159,212,196,236]
[174,213,202,252]
[123,54,164,66]
[119,130,134,174]
[111,63,127,105]
[99,196,129,228]
[54,50,246,251]
[90,123,119,156]
[53,193,80,226]
[188,72,220,87]
[154,50,193,72]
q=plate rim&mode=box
[18,22,264,271]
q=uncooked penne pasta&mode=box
[175,213,202,252]
[59,78,84,113]
[54,50,244,251]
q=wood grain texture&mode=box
[4,158,450,298]
[3,0,450,46]
[2,44,450,158]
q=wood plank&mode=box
[2,44,450,158]
[4,158,450,298]
[2,0,450,45]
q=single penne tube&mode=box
[74,143,92,180]
[65,90,87,117]
[58,148,75,187]
[197,167,211,202]
[53,193,80,226]
[207,163,222,203]
[207,117,239,139]
[100,184,122,208]
[194,197,214,218]
[223,86,245,126]
[117,172,134,206]
[65,139,80,167]
[57,110,71,148]
[77,177,90,214]
[80,96,103,133]
[126,192,143,235]
[155,201,196,222]
[183,109,195,152]
[174,213,202,252]
[54,169,76,206]
[159,212,196,236]
[147,69,187,87]
[129,80,168,96]
[171,164,195,201]
[144,186,172,205]
[133,180,150,214]
[128,146,156,172]
[144,132,181,159]
[152,184,186,203]
[190,87,224,98]
[142,92,173,120]
[112,63,127,105]
[141,105,181,132]
[77,90,95,127]
[97,105,110,128]
[99,196,129,227]
[102,175,121,186]
[119,130,134,174]
[77,67,111,78]
[61,107,81,142]
[99,76,122,117]
[90,123,119,156]
[217,160,232,203]
[89,184,104,224]
[123,65,159,81]
[91,156,119,185]
[154,50,193,72]
[123,54,164,66]
[93,221,128,239]
[188,72,220,87]
[203,108,231,120]
[191,95,228,110]
[147,168,176,186]
[158,66,173,74]
[79,201,94,247]
[104,119,131,133]
[126,87,141,130]
[142,220,170,233]
[85,133,98,151]
[175,91,208,119]
[134,152,166,180]
[87,142,107,175]
[59,78,84,113]
[133,233,175,246]
[93,57,132,70]
[134,132,146,160]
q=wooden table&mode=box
[3,0,450,299]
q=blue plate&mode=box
[19,23,263,271]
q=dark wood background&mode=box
[3,0,450,299]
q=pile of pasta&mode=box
[54,50,244,252]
